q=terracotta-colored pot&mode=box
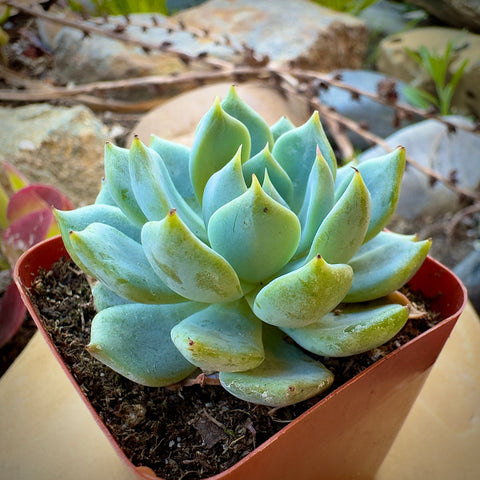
[14,235,467,480]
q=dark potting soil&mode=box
[28,257,439,480]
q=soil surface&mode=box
[26,256,439,480]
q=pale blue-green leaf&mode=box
[253,255,353,328]
[129,138,207,242]
[149,135,200,215]
[296,150,335,257]
[344,231,432,302]
[261,170,290,208]
[270,116,295,142]
[221,85,273,156]
[202,146,247,225]
[272,111,337,212]
[69,222,184,304]
[142,211,243,303]
[171,299,264,372]
[220,325,334,407]
[104,142,147,225]
[307,171,371,264]
[88,302,204,386]
[189,97,251,203]
[91,282,133,311]
[333,160,357,199]
[334,147,406,242]
[54,205,142,277]
[242,144,293,205]
[207,176,301,283]
[94,178,118,206]
[282,302,409,357]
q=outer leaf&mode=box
[189,97,251,203]
[104,142,147,225]
[282,302,409,357]
[296,149,335,256]
[95,179,118,206]
[242,144,293,205]
[253,255,353,328]
[307,171,371,264]
[207,176,301,283]
[0,282,27,348]
[142,211,243,303]
[88,302,203,387]
[129,138,207,242]
[69,223,183,304]
[149,135,200,214]
[202,146,247,225]
[0,183,9,230]
[272,111,337,212]
[220,325,334,407]
[344,231,432,302]
[270,116,295,142]
[171,299,264,372]
[335,147,406,242]
[91,282,133,311]
[54,205,142,276]
[221,85,274,156]
[261,170,289,208]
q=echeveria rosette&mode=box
[54,86,431,408]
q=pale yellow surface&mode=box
[0,303,478,480]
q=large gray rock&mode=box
[407,0,480,32]
[358,116,480,220]
[319,69,420,149]
[377,27,480,118]
[0,104,108,206]
[41,0,368,87]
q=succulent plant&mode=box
[0,163,73,347]
[54,86,431,407]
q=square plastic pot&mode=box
[14,235,467,480]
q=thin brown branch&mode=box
[446,203,480,246]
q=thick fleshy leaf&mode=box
[3,162,28,192]
[69,223,183,304]
[91,282,133,311]
[88,302,204,386]
[344,231,432,302]
[129,138,207,242]
[261,170,289,208]
[282,302,409,357]
[6,184,73,224]
[104,142,147,225]
[296,149,335,256]
[54,205,142,276]
[95,179,118,206]
[221,85,274,156]
[220,325,334,407]
[2,208,56,265]
[208,176,301,283]
[189,97,251,203]
[171,299,264,372]
[270,116,295,142]
[0,184,9,230]
[202,146,247,225]
[0,282,27,348]
[334,147,406,242]
[272,111,337,212]
[306,171,371,264]
[142,211,243,303]
[253,255,353,328]
[242,144,293,205]
[149,135,200,215]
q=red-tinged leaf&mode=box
[0,282,27,348]
[7,184,74,223]
[0,183,8,229]
[1,208,54,265]
[3,162,29,192]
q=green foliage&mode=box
[69,0,169,15]
[56,86,431,407]
[404,40,469,115]
[310,0,379,15]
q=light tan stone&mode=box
[130,81,311,146]
[377,27,480,117]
